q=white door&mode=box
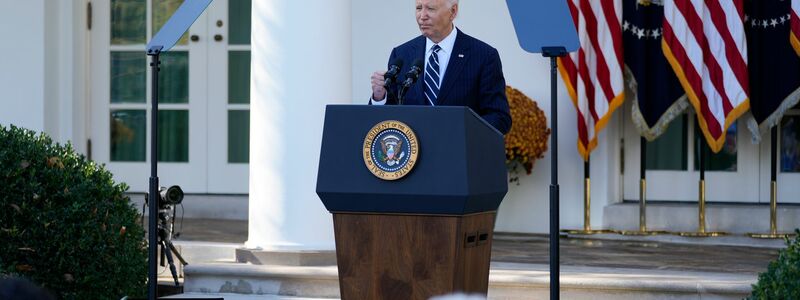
[206,0,251,193]
[761,110,800,204]
[622,105,761,203]
[89,0,250,194]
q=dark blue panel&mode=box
[147,0,212,53]
[316,105,508,215]
[505,0,580,53]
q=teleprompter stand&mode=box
[506,1,579,299]
[142,1,218,299]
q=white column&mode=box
[0,0,45,132]
[248,0,352,250]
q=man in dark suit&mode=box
[370,0,512,135]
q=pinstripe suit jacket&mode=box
[380,29,512,135]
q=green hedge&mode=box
[0,125,146,299]
[749,229,800,299]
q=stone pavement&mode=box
[157,218,788,299]
[164,218,783,276]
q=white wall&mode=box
[0,0,46,132]
[351,0,622,233]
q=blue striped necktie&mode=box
[424,45,442,106]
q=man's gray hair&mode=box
[447,0,459,8]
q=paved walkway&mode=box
[163,218,783,276]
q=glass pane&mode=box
[229,0,252,45]
[694,122,738,171]
[111,110,146,162]
[111,52,146,104]
[111,0,146,45]
[159,51,189,104]
[781,116,800,173]
[646,115,688,170]
[228,51,251,104]
[228,110,249,163]
[158,110,189,162]
[153,0,188,46]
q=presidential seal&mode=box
[363,120,419,180]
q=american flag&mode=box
[793,0,800,56]
[662,0,750,153]
[558,0,625,161]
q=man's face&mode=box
[415,0,457,42]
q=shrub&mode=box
[0,125,147,299]
[749,229,800,299]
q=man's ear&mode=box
[451,4,458,20]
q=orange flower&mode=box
[504,86,551,175]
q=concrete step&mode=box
[156,241,243,281]
[182,262,754,299]
[603,202,800,234]
[184,263,339,298]
[164,293,333,300]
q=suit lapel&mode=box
[411,37,426,104]
[437,30,468,105]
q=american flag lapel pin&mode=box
[458,54,464,58]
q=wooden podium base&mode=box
[332,211,495,300]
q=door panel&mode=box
[207,0,250,193]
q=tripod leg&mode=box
[160,241,166,267]
[167,240,188,266]
[161,240,180,286]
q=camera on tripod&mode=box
[144,185,187,286]
[146,185,184,206]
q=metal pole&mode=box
[680,137,723,237]
[565,148,613,234]
[749,126,787,239]
[640,138,646,231]
[699,144,705,234]
[583,159,590,231]
[770,126,778,235]
[148,52,161,300]
[622,137,662,236]
[548,55,560,300]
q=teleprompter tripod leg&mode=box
[167,240,188,266]
[160,240,180,286]
[160,242,166,267]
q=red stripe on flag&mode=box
[673,0,732,135]
[793,9,800,56]
[576,111,589,150]
[567,0,579,29]
[662,20,723,138]
[579,0,616,103]
[732,0,745,20]
[794,11,800,33]
[577,49,600,122]
[704,0,749,96]
[600,0,624,83]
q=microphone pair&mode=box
[383,58,424,105]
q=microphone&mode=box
[398,59,424,105]
[401,59,424,88]
[383,58,404,89]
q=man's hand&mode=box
[371,71,387,100]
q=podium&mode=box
[316,105,508,299]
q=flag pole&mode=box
[563,156,616,235]
[679,135,724,237]
[748,126,793,239]
[621,137,666,235]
